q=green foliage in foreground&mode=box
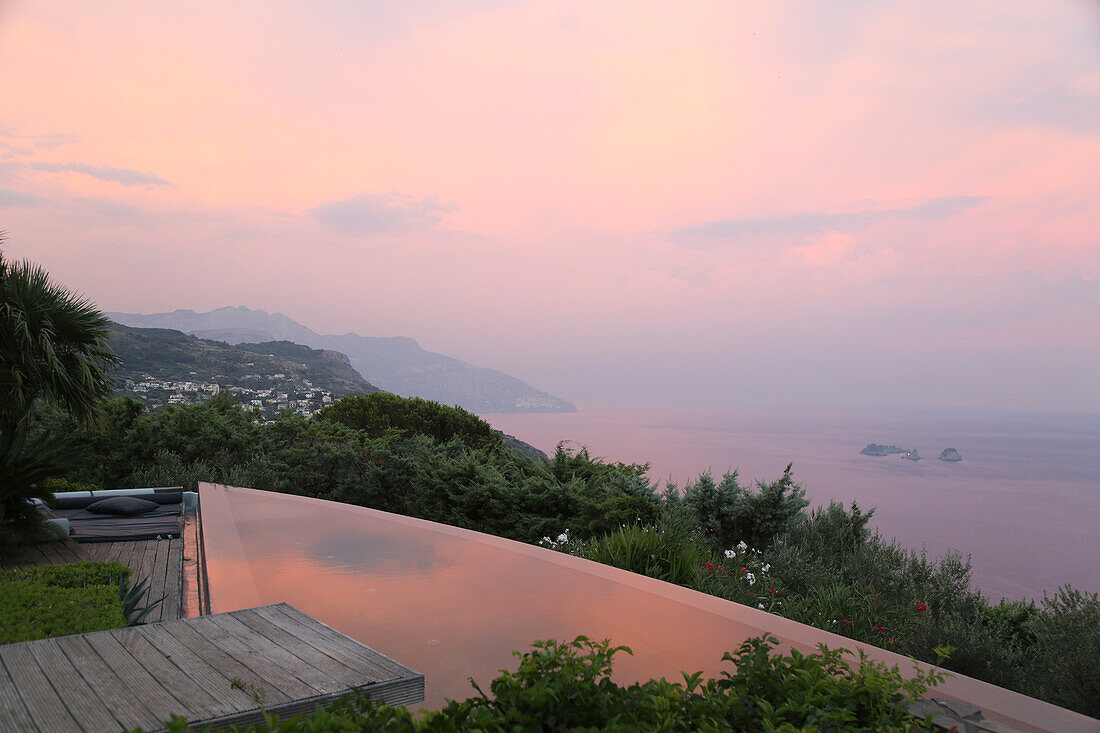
[0,561,130,643]
[144,635,946,733]
[35,393,1100,717]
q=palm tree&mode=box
[0,238,120,534]
[0,244,120,432]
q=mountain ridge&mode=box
[107,307,576,414]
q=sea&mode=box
[487,406,1100,603]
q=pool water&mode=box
[197,484,1093,731]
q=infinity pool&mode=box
[197,484,1093,731]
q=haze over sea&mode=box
[489,406,1100,603]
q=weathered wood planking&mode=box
[81,539,183,622]
[0,603,424,733]
[0,538,85,569]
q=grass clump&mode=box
[3,559,131,587]
[0,561,130,643]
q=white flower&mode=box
[557,533,568,543]
[724,549,736,559]
[746,573,756,585]
[541,537,551,545]
[737,540,748,551]
[758,603,765,610]
[762,564,771,572]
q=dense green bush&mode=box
[0,561,130,643]
[43,397,664,545]
[318,392,502,450]
[1025,587,1100,717]
[146,635,945,732]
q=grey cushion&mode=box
[54,494,96,510]
[85,496,159,516]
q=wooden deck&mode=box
[0,537,86,567]
[1,537,184,623]
[0,603,424,732]
[83,540,183,623]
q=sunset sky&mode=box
[2,1,1097,411]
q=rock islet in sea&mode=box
[861,444,962,463]
[938,447,963,462]
[860,443,905,457]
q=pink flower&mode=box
[740,567,748,573]
[874,624,886,632]
[842,620,853,627]
[769,585,777,595]
[915,601,928,612]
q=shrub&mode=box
[1025,586,1100,717]
[39,476,102,493]
[579,524,708,586]
[682,464,807,551]
[0,429,84,547]
[318,393,502,450]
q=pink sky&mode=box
[2,1,1098,411]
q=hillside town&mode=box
[121,374,336,418]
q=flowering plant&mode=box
[696,540,783,613]
[537,528,586,555]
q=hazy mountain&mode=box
[107,306,577,414]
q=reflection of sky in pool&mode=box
[198,484,1094,732]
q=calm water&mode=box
[488,406,1100,602]
[199,484,1084,730]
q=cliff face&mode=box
[939,448,963,462]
